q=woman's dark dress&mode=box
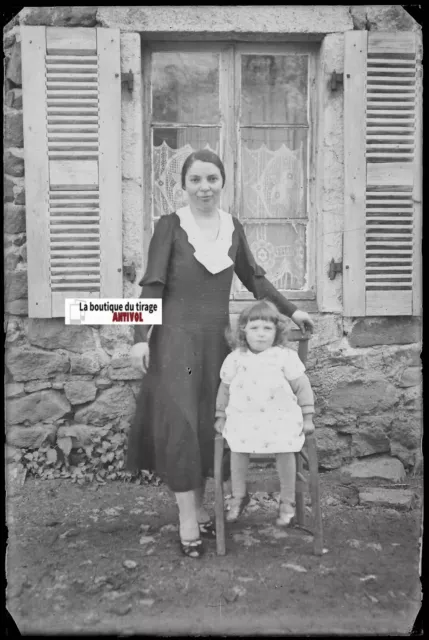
[126,212,297,492]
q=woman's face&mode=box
[183,160,223,212]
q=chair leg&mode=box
[295,452,305,527]
[306,434,324,556]
[214,434,226,555]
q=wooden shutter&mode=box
[21,27,122,318]
[343,31,422,316]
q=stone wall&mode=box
[4,6,422,479]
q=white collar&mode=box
[176,205,234,275]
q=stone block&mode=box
[97,5,353,34]
[7,423,58,448]
[5,300,28,316]
[6,383,25,398]
[5,249,20,271]
[5,445,22,463]
[390,442,418,469]
[315,427,350,470]
[366,5,420,32]
[5,319,23,344]
[4,204,26,234]
[401,384,422,410]
[6,391,71,425]
[20,6,98,26]
[4,109,23,147]
[6,347,70,381]
[5,89,23,110]
[74,386,136,426]
[399,367,422,388]
[99,325,133,354]
[108,365,142,381]
[19,243,27,263]
[348,318,421,348]
[13,181,25,205]
[390,412,422,449]
[28,318,96,353]
[95,377,113,390]
[4,149,24,176]
[328,376,399,414]
[64,380,97,405]
[23,381,52,393]
[57,423,109,449]
[69,351,102,375]
[4,175,15,202]
[5,269,27,301]
[6,41,21,85]
[359,488,415,511]
[351,427,391,458]
[340,456,406,483]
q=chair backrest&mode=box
[287,329,312,366]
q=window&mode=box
[142,43,317,301]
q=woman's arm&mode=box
[133,215,175,344]
[233,219,314,332]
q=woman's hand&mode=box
[291,310,314,334]
[214,417,226,434]
[130,342,150,374]
[302,414,315,435]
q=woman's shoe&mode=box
[198,519,216,539]
[179,537,205,558]
[276,501,295,527]
[226,494,250,523]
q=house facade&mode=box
[4,6,422,476]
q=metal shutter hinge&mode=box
[328,258,343,280]
[330,71,344,91]
[121,70,134,92]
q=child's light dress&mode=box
[220,345,306,454]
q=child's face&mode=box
[244,319,276,353]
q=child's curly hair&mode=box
[226,299,290,351]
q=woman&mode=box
[127,149,314,558]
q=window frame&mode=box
[141,40,318,302]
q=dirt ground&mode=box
[6,469,422,636]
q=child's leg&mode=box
[275,453,296,525]
[231,452,250,498]
[226,452,250,522]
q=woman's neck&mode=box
[188,203,219,220]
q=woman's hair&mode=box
[226,299,290,351]
[181,149,226,189]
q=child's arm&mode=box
[214,381,230,434]
[289,375,315,434]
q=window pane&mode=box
[152,52,220,124]
[241,55,308,125]
[241,129,307,219]
[153,128,220,217]
[238,221,307,291]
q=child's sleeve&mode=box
[219,351,238,385]
[215,352,237,419]
[215,382,230,419]
[282,349,314,416]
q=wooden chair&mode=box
[214,329,324,556]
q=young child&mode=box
[214,300,315,526]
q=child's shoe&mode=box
[276,501,295,527]
[226,494,250,522]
